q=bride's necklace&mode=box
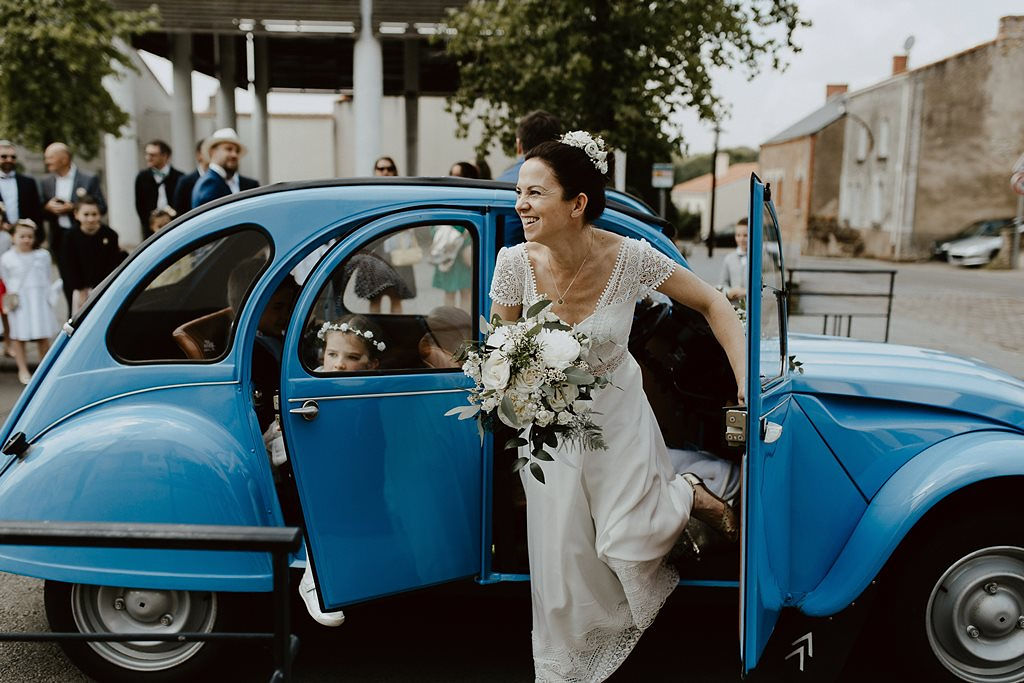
[547,230,594,305]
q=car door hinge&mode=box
[725,408,746,446]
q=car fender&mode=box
[0,403,279,592]
[799,429,1024,616]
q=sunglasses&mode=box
[375,165,396,172]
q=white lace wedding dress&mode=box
[490,237,697,683]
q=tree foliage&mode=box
[0,0,157,159]
[442,0,807,193]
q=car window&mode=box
[109,227,271,362]
[760,202,784,385]
[299,223,476,374]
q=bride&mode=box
[489,132,746,682]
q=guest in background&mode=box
[172,139,207,216]
[496,110,561,182]
[40,142,106,312]
[134,140,182,238]
[449,162,479,179]
[148,207,176,234]
[0,220,57,384]
[373,157,398,176]
[0,140,44,241]
[63,195,125,314]
[191,128,259,209]
[475,159,492,180]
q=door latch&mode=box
[289,400,319,421]
[725,408,746,446]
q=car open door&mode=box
[280,210,486,611]
[741,174,791,673]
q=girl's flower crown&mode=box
[559,131,609,175]
[318,321,386,352]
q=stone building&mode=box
[758,86,848,262]
[837,16,1024,259]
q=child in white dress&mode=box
[0,220,57,383]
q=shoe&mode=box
[17,370,30,385]
[299,563,345,627]
[682,472,739,543]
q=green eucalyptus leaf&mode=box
[534,449,554,462]
[530,462,546,484]
[499,395,518,426]
[526,299,552,319]
[512,456,529,473]
[504,436,529,450]
[564,366,595,385]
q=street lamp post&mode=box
[706,123,721,257]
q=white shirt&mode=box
[151,164,170,210]
[54,165,76,229]
[208,163,240,194]
[0,173,18,222]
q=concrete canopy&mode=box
[113,0,468,94]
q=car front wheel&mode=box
[44,581,229,682]
[881,517,1024,682]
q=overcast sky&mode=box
[141,1,1022,156]
[673,0,1023,155]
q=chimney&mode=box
[826,84,848,101]
[715,152,729,178]
[892,55,908,76]
[997,16,1024,40]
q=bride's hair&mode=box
[525,141,607,222]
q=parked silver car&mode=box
[934,217,1019,266]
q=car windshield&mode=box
[955,219,1010,239]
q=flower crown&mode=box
[559,131,609,174]
[318,321,386,352]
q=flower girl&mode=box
[0,220,57,384]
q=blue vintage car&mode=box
[0,176,1021,682]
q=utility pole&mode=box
[706,123,721,257]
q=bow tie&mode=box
[152,170,166,181]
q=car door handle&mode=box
[289,400,319,421]
[761,419,783,444]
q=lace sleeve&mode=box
[635,239,679,300]
[489,245,525,307]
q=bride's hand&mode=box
[736,382,745,406]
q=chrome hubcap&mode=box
[927,546,1024,682]
[70,584,217,672]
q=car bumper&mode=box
[947,253,991,267]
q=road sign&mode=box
[651,163,674,189]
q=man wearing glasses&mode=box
[0,141,44,242]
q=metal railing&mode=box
[786,267,897,342]
[0,521,302,682]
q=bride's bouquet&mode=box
[446,300,609,483]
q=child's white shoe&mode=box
[299,563,345,627]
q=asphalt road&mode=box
[0,250,1021,681]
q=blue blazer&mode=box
[191,170,259,209]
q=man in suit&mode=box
[134,139,182,237]
[172,138,207,217]
[191,128,259,209]
[40,142,107,312]
[0,140,44,243]
[717,218,748,304]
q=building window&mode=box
[872,178,884,226]
[856,126,869,162]
[877,119,890,160]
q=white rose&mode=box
[486,325,511,350]
[537,329,581,370]
[535,409,554,427]
[585,141,600,157]
[481,354,511,390]
[516,365,545,392]
[481,395,499,411]
[556,411,572,425]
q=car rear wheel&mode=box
[44,581,230,682]
[880,515,1024,682]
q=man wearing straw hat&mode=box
[190,128,259,209]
